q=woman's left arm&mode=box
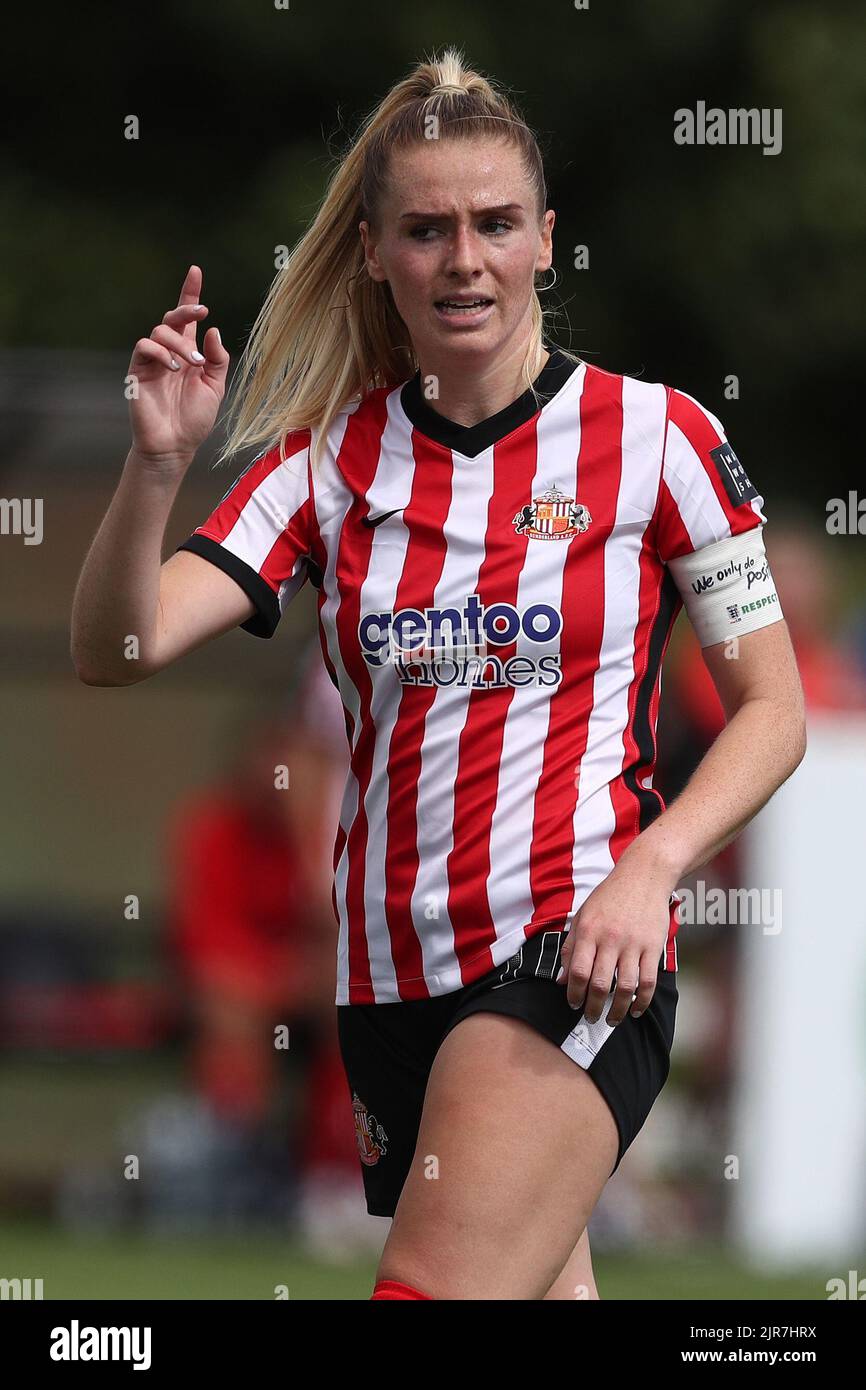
[559,618,807,1025]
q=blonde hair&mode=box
[216,47,574,471]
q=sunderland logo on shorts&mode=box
[513,484,592,542]
[352,1092,388,1166]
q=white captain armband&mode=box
[666,528,783,648]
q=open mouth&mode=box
[434,296,494,316]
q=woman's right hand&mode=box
[127,264,230,466]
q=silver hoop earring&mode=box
[535,268,557,292]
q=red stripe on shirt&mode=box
[444,421,543,982]
[381,433,455,995]
[331,392,391,1004]
[529,363,619,928]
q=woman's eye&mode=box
[408,219,513,239]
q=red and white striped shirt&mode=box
[178,347,769,1003]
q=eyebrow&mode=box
[399,203,525,220]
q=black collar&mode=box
[399,344,581,458]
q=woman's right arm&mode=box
[71,265,253,686]
[70,449,256,686]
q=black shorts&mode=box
[337,929,677,1217]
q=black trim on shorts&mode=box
[337,930,677,1218]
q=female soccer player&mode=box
[71,49,806,1299]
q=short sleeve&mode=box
[654,390,783,646]
[175,432,316,638]
[653,388,767,564]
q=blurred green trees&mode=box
[3,0,863,498]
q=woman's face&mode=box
[360,136,554,369]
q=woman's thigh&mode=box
[376,1011,619,1299]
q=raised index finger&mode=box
[176,264,204,334]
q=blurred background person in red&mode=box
[640,512,866,1236]
[286,643,388,1258]
[668,510,866,760]
[164,640,383,1255]
[660,507,866,897]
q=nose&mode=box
[443,222,484,279]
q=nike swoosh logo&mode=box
[362,508,403,529]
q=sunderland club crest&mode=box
[352,1092,389,1166]
[513,484,592,542]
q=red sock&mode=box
[371,1278,432,1300]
